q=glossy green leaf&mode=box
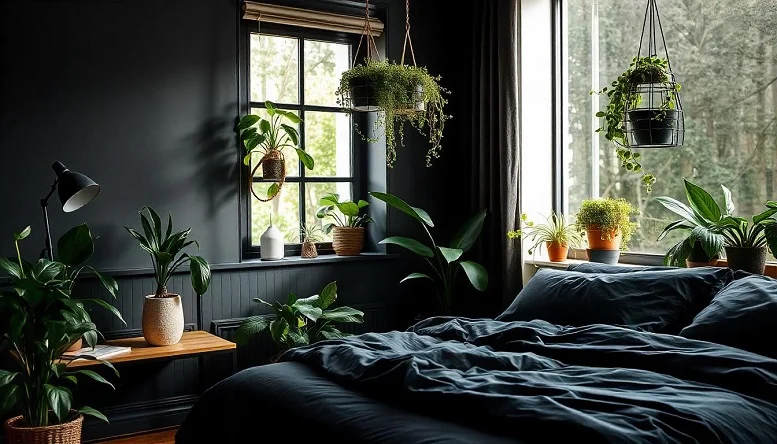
[145,207,163,243]
[45,384,72,422]
[319,306,364,323]
[721,185,736,215]
[295,304,322,322]
[31,259,64,283]
[400,272,432,284]
[357,200,369,209]
[57,224,94,267]
[684,179,721,222]
[14,226,31,241]
[269,318,289,344]
[0,384,19,414]
[260,119,271,134]
[287,292,298,305]
[9,312,25,341]
[281,111,301,124]
[234,316,270,345]
[0,257,22,280]
[691,226,724,260]
[754,208,777,225]
[450,210,487,252]
[237,115,260,130]
[0,370,18,388]
[656,220,693,241]
[265,101,276,115]
[438,247,464,263]
[338,202,360,217]
[319,326,348,340]
[84,299,126,326]
[296,149,315,170]
[78,406,109,423]
[281,124,299,145]
[320,194,340,206]
[66,369,114,390]
[316,281,337,310]
[369,192,434,227]
[379,236,433,258]
[655,197,703,226]
[188,255,211,296]
[459,261,488,291]
[267,183,280,199]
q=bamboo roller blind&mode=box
[242,2,385,37]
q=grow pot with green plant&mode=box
[0,225,123,444]
[125,207,211,346]
[595,56,683,192]
[317,194,372,256]
[657,179,777,274]
[336,60,450,167]
[576,198,637,264]
[289,223,325,259]
[507,213,582,263]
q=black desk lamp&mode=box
[41,161,100,260]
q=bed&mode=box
[176,265,777,443]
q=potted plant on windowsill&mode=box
[288,223,325,259]
[507,213,583,263]
[576,198,637,264]
[236,101,314,195]
[234,282,364,361]
[125,207,211,346]
[316,194,372,256]
[657,179,777,274]
[0,225,123,444]
[336,60,450,167]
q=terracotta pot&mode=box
[142,294,184,346]
[725,246,767,275]
[546,241,569,262]
[685,259,718,268]
[332,227,364,256]
[261,151,285,180]
[585,225,621,250]
[65,338,83,352]
[5,413,83,444]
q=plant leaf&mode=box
[0,384,19,414]
[459,261,488,291]
[237,115,260,131]
[369,192,434,227]
[267,183,280,198]
[14,226,31,241]
[379,236,433,257]
[450,210,487,252]
[316,281,337,309]
[655,197,704,226]
[89,268,119,299]
[338,202,360,217]
[691,226,724,260]
[721,185,735,215]
[295,304,322,322]
[281,111,301,124]
[281,124,299,145]
[656,220,693,241]
[78,406,109,423]
[295,149,315,170]
[269,318,289,345]
[188,255,211,296]
[0,257,22,280]
[45,384,72,422]
[319,306,364,323]
[437,247,464,263]
[357,200,369,208]
[66,369,114,390]
[400,272,432,284]
[684,179,721,222]
[57,224,94,267]
[0,370,19,388]
[234,316,270,345]
[84,299,126,326]
[31,259,65,283]
[319,326,349,340]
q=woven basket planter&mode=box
[332,227,364,256]
[262,151,285,180]
[4,414,83,444]
[301,240,318,258]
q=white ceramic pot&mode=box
[142,294,184,346]
[260,225,284,260]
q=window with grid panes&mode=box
[246,31,357,256]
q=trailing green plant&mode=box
[234,281,364,355]
[125,207,211,298]
[576,198,638,248]
[370,191,487,314]
[0,225,124,427]
[336,60,450,167]
[657,179,777,264]
[316,194,372,234]
[507,213,583,255]
[594,56,680,192]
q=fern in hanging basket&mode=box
[336,60,450,167]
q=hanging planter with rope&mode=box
[594,0,684,192]
[336,0,450,167]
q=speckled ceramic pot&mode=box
[142,294,184,346]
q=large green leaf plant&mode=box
[369,192,488,314]
[0,225,124,427]
[234,282,364,356]
[236,101,314,170]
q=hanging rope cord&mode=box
[400,0,417,67]
[353,0,380,65]
[634,0,682,110]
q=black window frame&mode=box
[239,22,366,259]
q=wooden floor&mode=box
[96,428,176,444]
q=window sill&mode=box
[525,256,777,278]
[228,252,399,270]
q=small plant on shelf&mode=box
[288,223,326,259]
[234,281,364,359]
[576,198,638,251]
[507,213,583,262]
[316,194,372,256]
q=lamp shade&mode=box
[52,161,100,213]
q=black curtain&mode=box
[467,0,521,314]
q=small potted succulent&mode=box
[316,194,372,256]
[507,213,583,262]
[576,198,637,264]
[236,101,314,186]
[289,223,325,259]
[125,207,211,346]
[336,60,450,167]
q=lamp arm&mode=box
[40,178,59,260]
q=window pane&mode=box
[304,40,350,107]
[251,182,300,246]
[249,108,300,178]
[566,0,777,254]
[250,34,299,104]
[305,112,352,177]
[305,182,353,242]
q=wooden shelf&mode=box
[65,331,235,368]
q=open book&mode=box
[62,344,131,360]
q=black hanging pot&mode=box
[725,246,767,275]
[627,109,680,146]
[347,76,380,112]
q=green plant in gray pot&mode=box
[369,191,488,315]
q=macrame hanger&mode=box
[400,0,417,67]
[353,0,380,65]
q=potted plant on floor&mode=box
[236,101,314,195]
[656,179,725,267]
[234,281,364,360]
[507,213,583,263]
[316,194,372,256]
[0,225,123,444]
[336,60,450,167]
[595,56,682,192]
[125,207,211,346]
[576,198,637,264]
[369,191,488,315]
[657,180,777,274]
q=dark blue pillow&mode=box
[567,262,676,273]
[680,275,777,358]
[497,267,734,334]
